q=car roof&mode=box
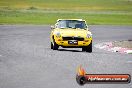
[57,19,85,22]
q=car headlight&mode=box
[54,32,61,38]
[86,34,92,38]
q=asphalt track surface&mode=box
[0,25,132,88]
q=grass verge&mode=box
[0,0,132,25]
[0,10,132,25]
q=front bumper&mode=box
[54,37,92,47]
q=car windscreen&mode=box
[57,20,87,29]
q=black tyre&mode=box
[86,41,92,53]
[52,38,59,50]
[51,42,53,49]
[82,47,86,52]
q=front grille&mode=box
[62,36,84,41]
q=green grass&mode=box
[1,0,132,11]
[0,0,132,25]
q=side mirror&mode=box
[51,25,55,29]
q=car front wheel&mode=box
[51,42,53,49]
[52,39,59,50]
[85,41,92,53]
[82,47,86,52]
[82,41,92,53]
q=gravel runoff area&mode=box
[113,40,132,48]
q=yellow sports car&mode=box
[50,19,92,52]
